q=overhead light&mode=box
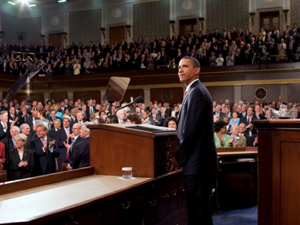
[28,4,36,7]
[8,1,16,5]
[58,0,67,3]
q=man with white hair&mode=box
[0,111,8,146]
[20,123,32,149]
[8,126,20,150]
[69,122,91,169]
[116,109,126,123]
[229,124,246,147]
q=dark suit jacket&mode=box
[150,113,161,126]
[70,136,90,169]
[176,80,218,176]
[30,136,60,175]
[8,138,15,151]
[47,128,60,141]
[56,127,72,171]
[17,111,28,126]
[25,116,36,131]
[68,136,83,164]
[49,117,63,129]
[215,111,226,121]
[86,106,95,121]
[9,148,34,180]
[239,115,258,136]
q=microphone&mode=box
[116,96,144,112]
[112,96,144,123]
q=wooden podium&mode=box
[253,120,300,225]
[89,124,178,178]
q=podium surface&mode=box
[253,119,300,225]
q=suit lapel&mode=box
[178,80,200,120]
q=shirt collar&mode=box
[185,79,198,93]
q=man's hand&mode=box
[63,141,70,150]
[49,140,55,148]
[169,157,181,171]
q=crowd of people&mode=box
[0,22,300,76]
[0,97,180,182]
[212,96,300,148]
[0,94,298,181]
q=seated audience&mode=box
[214,120,231,148]
[229,124,246,147]
[164,116,178,129]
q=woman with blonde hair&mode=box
[9,133,34,181]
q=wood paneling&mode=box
[122,89,144,103]
[49,33,63,47]
[207,86,234,104]
[150,88,183,105]
[253,120,300,225]
[73,91,101,104]
[51,92,68,102]
[110,26,125,46]
[6,93,44,103]
[280,142,300,225]
[241,84,280,103]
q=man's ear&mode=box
[195,67,201,75]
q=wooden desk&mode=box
[253,119,300,225]
[0,124,186,225]
[215,147,258,210]
[217,147,258,164]
[0,174,151,224]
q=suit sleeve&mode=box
[30,140,45,156]
[176,88,212,166]
[70,144,81,169]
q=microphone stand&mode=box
[106,101,118,123]
[4,59,45,181]
[4,93,11,180]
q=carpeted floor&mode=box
[212,205,257,225]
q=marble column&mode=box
[280,84,288,103]
[100,90,106,104]
[143,88,151,107]
[67,91,74,101]
[233,85,242,103]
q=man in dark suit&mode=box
[56,116,72,172]
[171,56,218,225]
[65,123,83,170]
[20,123,32,150]
[0,111,8,147]
[86,99,95,121]
[239,106,257,137]
[25,110,39,131]
[49,109,62,129]
[47,119,61,140]
[30,123,60,175]
[8,126,20,150]
[214,104,225,121]
[68,122,91,169]
[17,106,29,127]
